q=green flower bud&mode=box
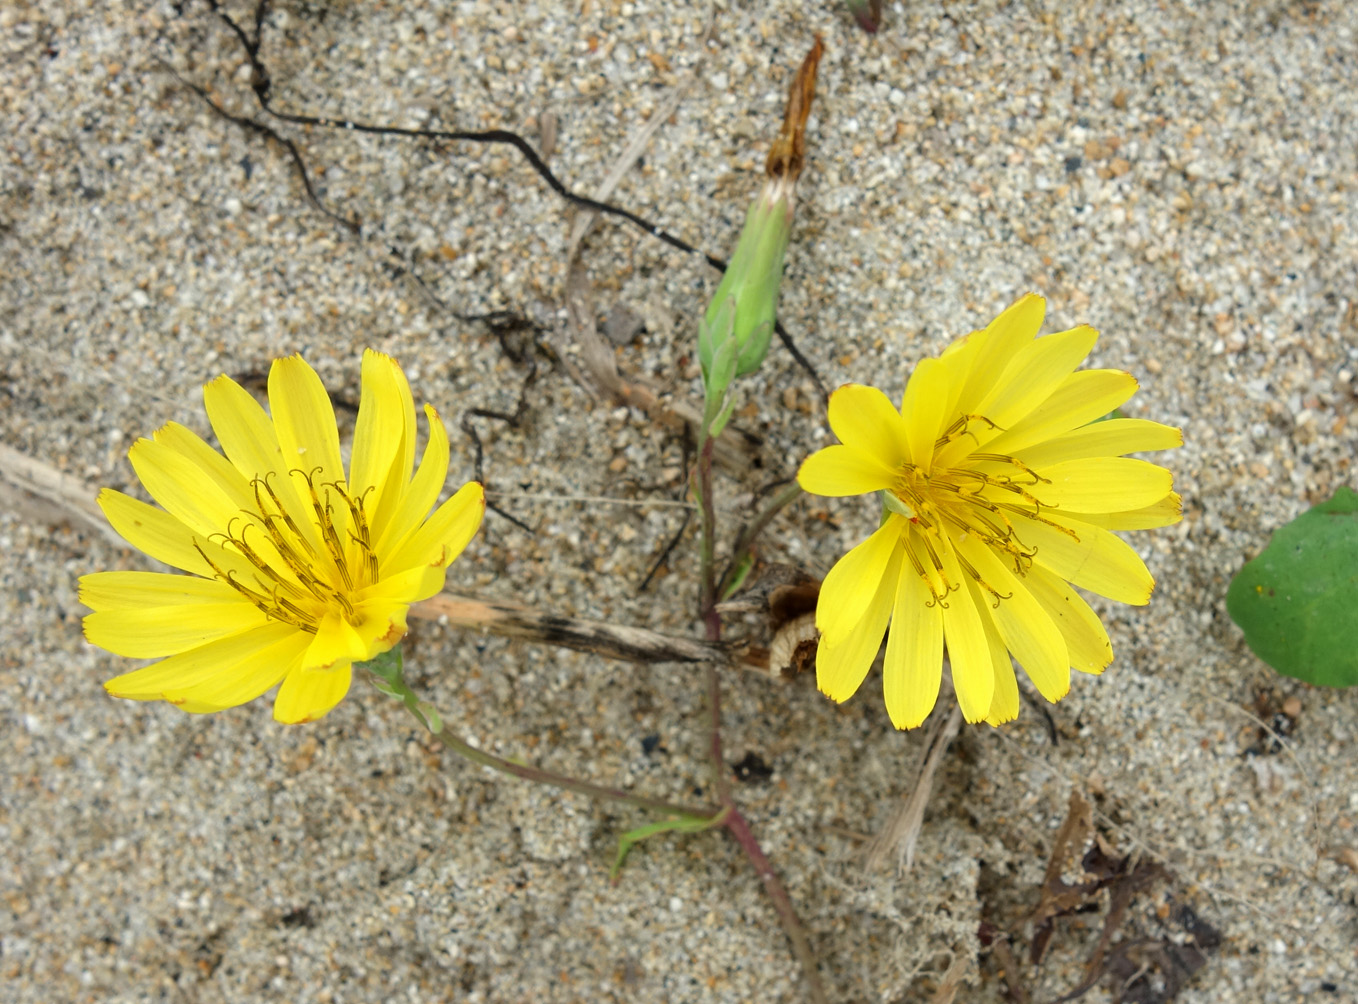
[698,176,795,392]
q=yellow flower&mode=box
[797,294,1181,729]
[81,350,484,724]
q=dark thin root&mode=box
[204,0,714,260]
[165,68,359,233]
[1020,686,1060,745]
[194,0,826,392]
[639,423,695,594]
[457,316,544,532]
[775,321,827,403]
[488,501,534,534]
[639,510,691,595]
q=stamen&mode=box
[254,474,317,557]
[295,467,355,592]
[903,533,949,608]
[330,481,379,585]
[934,414,1004,451]
[193,542,315,630]
[952,548,1013,609]
[971,454,1050,485]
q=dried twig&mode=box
[0,444,123,547]
[928,950,972,1004]
[411,591,756,669]
[862,697,964,873]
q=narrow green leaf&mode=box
[1226,486,1358,687]
[720,551,756,601]
[609,809,728,882]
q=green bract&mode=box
[1226,485,1358,687]
[697,179,794,395]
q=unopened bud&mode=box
[698,36,822,401]
[698,177,794,385]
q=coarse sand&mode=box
[2,2,1356,1001]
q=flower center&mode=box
[890,444,1052,607]
[195,469,379,632]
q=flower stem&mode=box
[363,659,711,818]
[428,719,711,817]
[693,422,827,1004]
[695,433,719,624]
[722,806,830,1004]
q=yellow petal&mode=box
[98,489,213,576]
[203,374,320,552]
[977,325,1099,434]
[152,422,253,504]
[365,562,448,608]
[1013,419,1182,468]
[1081,492,1183,530]
[814,517,904,643]
[349,596,411,653]
[1022,565,1113,674]
[129,436,249,539]
[104,622,299,700]
[938,538,994,721]
[85,602,268,658]
[302,611,370,672]
[130,436,295,573]
[951,293,1046,417]
[899,357,951,468]
[956,536,1069,702]
[826,384,910,469]
[162,631,308,713]
[981,608,1020,726]
[350,351,416,541]
[881,558,944,730]
[203,374,283,475]
[376,405,451,555]
[1010,509,1155,604]
[383,481,485,576]
[268,355,345,487]
[816,545,902,703]
[797,444,897,497]
[982,369,1139,457]
[80,570,235,611]
[273,662,353,724]
[1025,457,1174,513]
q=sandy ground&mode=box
[3,1,1357,1001]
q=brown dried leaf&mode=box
[1030,790,1097,963]
[0,444,123,548]
[767,611,817,681]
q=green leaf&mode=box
[609,809,729,882]
[720,551,756,601]
[1226,486,1358,687]
[359,646,406,693]
[707,399,736,439]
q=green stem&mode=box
[692,407,827,1004]
[364,660,711,818]
[695,436,719,623]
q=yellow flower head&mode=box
[798,294,1181,729]
[81,350,484,724]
